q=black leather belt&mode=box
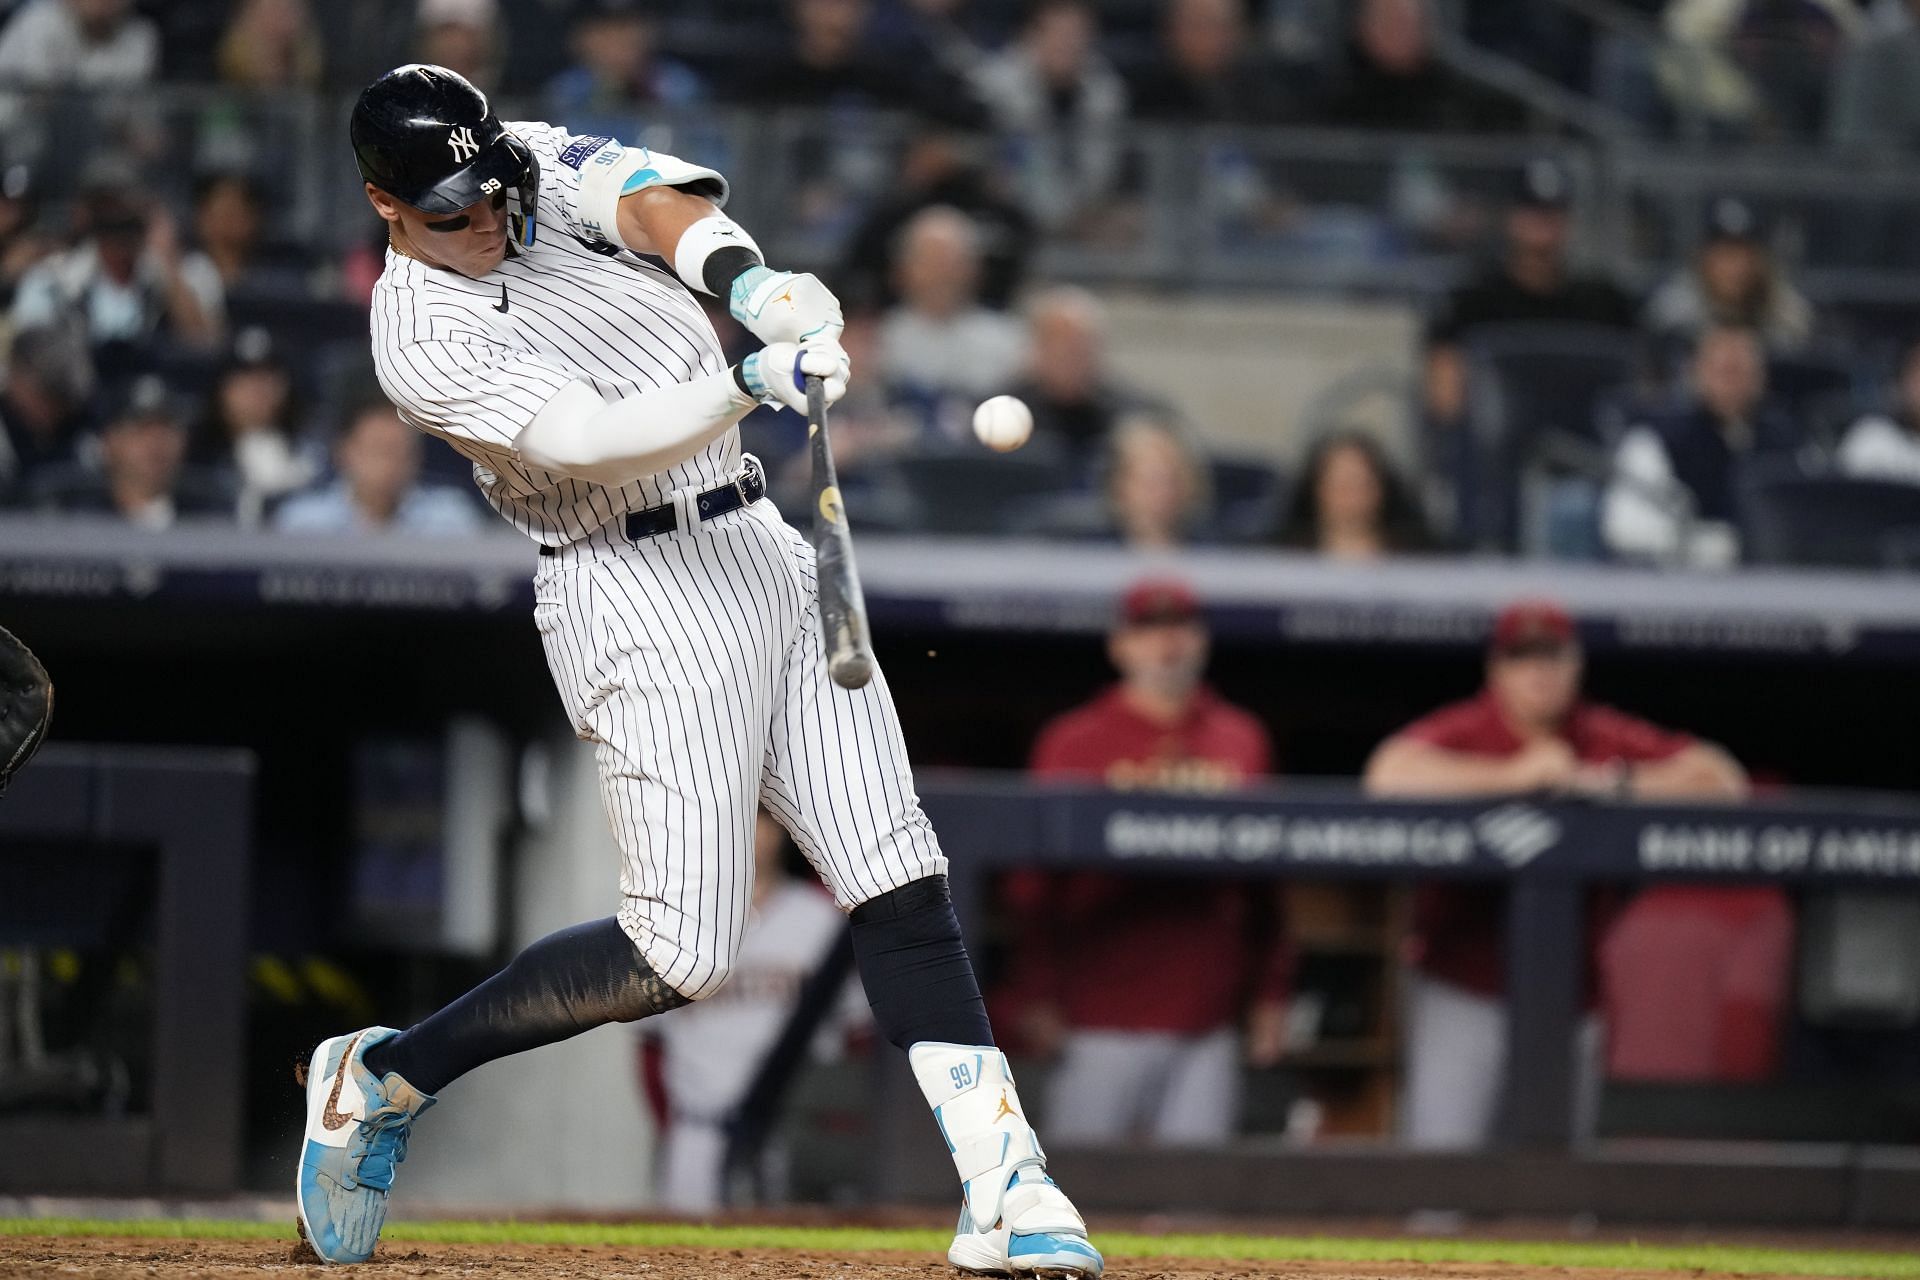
[540,461,764,557]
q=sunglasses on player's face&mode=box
[422,189,507,233]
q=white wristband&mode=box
[672,214,764,296]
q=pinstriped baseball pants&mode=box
[532,496,947,1002]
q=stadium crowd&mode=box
[0,0,1918,567]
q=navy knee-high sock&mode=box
[850,875,993,1050]
[361,917,688,1095]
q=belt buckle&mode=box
[733,456,761,507]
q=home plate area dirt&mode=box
[0,1235,1816,1280]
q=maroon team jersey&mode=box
[1394,692,1694,998]
[1001,685,1289,1036]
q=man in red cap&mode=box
[1000,576,1290,1145]
[1364,598,1747,1148]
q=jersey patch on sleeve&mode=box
[559,134,616,170]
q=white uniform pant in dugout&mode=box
[532,489,946,1002]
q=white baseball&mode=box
[972,395,1034,452]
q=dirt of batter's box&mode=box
[0,1236,1835,1280]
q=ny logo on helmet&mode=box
[448,126,479,163]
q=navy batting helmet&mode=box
[351,63,539,247]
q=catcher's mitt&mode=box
[0,625,52,794]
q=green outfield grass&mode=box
[3,1217,1919,1277]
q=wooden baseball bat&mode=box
[806,374,874,690]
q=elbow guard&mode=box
[672,213,765,297]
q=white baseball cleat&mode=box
[295,1027,435,1265]
[945,1164,1105,1278]
[909,1042,1104,1278]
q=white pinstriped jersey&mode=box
[369,120,735,545]
[364,112,949,1005]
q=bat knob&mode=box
[830,652,873,690]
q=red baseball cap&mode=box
[1119,577,1201,627]
[1490,599,1575,654]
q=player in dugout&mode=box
[1363,599,1747,1149]
[1002,578,1290,1145]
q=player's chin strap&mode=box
[908,1043,1088,1237]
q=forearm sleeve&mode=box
[512,369,756,488]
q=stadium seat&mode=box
[881,446,1078,536]
[1736,463,1920,569]
[1207,455,1286,542]
[1765,350,1859,448]
[1463,321,1642,550]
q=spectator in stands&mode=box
[192,327,317,526]
[838,127,1034,311]
[1603,325,1803,567]
[1423,158,1639,434]
[217,0,323,89]
[40,374,233,528]
[0,164,52,311]
[0,326,93,504]
[1005,286,1138,459]
[1830,0,1920,151]
[1104,413,1209,550]
[1644,197,1814,356]
[1317,0,1523,132]
[1130,0,1296,124]
[970,0,1128,232]
[876,206,1026,433]
[544,0,705,122]
[1004,577,1289,1145]
[415,0,503,94]
[641,810,857,1214]
[1275,430,1433,558]
[183,171,313,304]
[1659,0,1856,142]
[1838,336,1920,486]
[274,402,482,535]
[728,0,978,122]
[12,186,220,352]
[867,0,996,80]
[174,175,262,337]
[0,0,158,88]
[1364,598,1748,1149]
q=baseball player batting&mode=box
[297,65,1102,1279]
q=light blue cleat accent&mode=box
[949,1167,1105,1278]
[295,1027,435,1265]
[1007,1226,1106,1275]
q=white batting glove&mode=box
[729,266,844,344]
[740,340,851,415]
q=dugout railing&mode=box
[785,776,1920,1226]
